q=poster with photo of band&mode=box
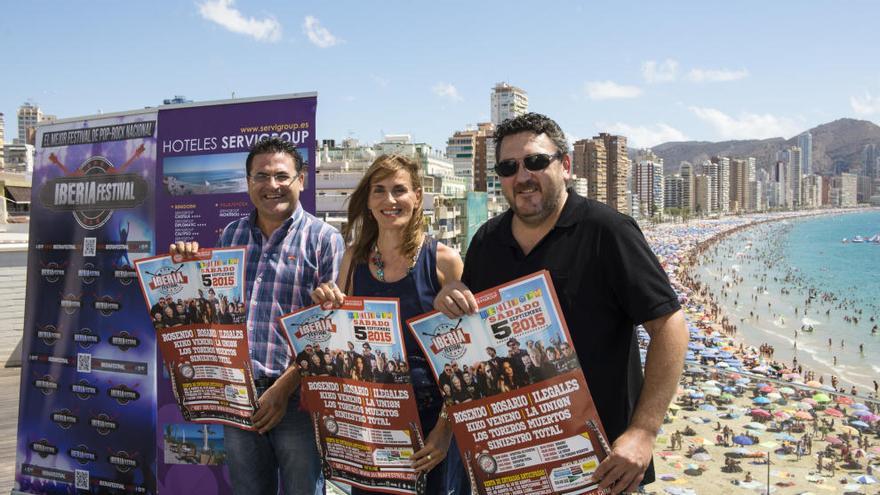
[134,247,256,430]
[407,271,611,495]
[16,112,159,494]
[279,298,426,495]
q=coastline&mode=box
[642,208,880,494]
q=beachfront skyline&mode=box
[2,1,880,149]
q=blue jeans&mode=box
[224,392,324,495]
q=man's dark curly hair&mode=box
[245,137,305,176]
[494,112,570,160]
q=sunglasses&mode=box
[494,152,562,178]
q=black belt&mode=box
[254,376,278,388]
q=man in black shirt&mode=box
[434,113,688,494]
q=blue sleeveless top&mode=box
[352,237,440,357]
[352,238,443,417]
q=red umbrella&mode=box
[823,408,844,418]
[835,395,854,406]
[794,411,814,420]
[759,385,775,393]
[750,409,772,418]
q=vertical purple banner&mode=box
[16,113,159,494]
[153,94,317,494]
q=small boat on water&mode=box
[842,238,848,243]
[869,234,880,243]
[852,235,866,243]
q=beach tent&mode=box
[732,435,754,445]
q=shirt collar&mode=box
[495,187,581,247]
[248,203,305,240]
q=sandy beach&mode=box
[641,210,880,495]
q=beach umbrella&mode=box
[795,401,813,410]
[778,386,796,395]
[802,398,818,407]
[775,433,796,442]
[839,425,859,436]
[826,435,842,445]
[752,396,771,405]
[701,380,720,388]
[794,410,814,420]
[852,409,872,418]
[699,404,717,412]
[689,391,705,399]
[750,409,771,418]
[704,387,722,396]
[745,422,767,431]
[766,392,782,401]
[759,384,775,393]
[852,402,868,410]
[716,361,729,368]
[856,475,877,485]
[691,452,711,462]
[733,435,754,445]
[850,420,870,429]
[835,395,854,406]
[812,393,831,404]
[720,393,735,402]
[773,411,790,421]
[806,380,823,388]
[823,407,844,418]
[862,413,880,423]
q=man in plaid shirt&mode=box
[173,137,343,494]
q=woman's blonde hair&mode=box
[343,154,424,285]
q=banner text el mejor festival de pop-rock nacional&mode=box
[16,113,159,494]
[280,298,426,494]
[407,271,611,495]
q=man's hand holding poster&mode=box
[134,248,257,429]
[407,271,610,495]
[280,298,425,495]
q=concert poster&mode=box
[407,271,610,495]
[134,247,257,430]
[279,298,425,495]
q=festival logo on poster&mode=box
[280,298,426,495]
[135,247,256,429]
[407,271,611,495]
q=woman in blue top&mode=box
[311,154,464,495]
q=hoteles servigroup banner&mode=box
[16,93,318,495]
[153,94,317,493]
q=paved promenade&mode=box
[0,249,27,494]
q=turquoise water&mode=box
[696,210,880,393]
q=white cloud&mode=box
[689,106,799,140]
[600,122,688,148]
[585,81,642,100]
[303,15,341,48]
[686,68,749,83]
[432,82,463,102]
[198,0,281,42]
[642,59,678,84]
[851,91,880,115]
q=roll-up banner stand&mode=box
[14,93,317,494]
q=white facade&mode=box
[490,82,528,126]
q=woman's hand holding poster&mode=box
[134,248,257,429]
[279,298,426,495]
[407,271,610,495]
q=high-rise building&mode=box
[472,123,494,193]
[446,129,478,183]
[801,175,822,208]
[798,132,813,175]
[679,162,695,213]
[634,150,664,218]
[664,174,684,210]
[572,138,607,204]
[490,82,528,126]
[831,173,858,207]
[710,156,730,213]
[598,133,630,214]
[694,174,713,214]
[17,102,43,144]
[787,146,803,207]
[864,144,877,179]
[771,161,789,208]
[729,158,748,212]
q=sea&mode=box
[695,210,880,392]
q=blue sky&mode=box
[3,1,880,150]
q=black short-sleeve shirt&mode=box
[462,189,680,484]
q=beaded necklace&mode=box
[371,243,421,282]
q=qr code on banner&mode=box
[75,469,89,490]
[83,237,97,257]
[77,353,92,373]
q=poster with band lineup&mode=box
[279,298,426,495]
[134,247,258,429]
[407,271,611,495]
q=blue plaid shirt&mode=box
[217,204,344,378]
